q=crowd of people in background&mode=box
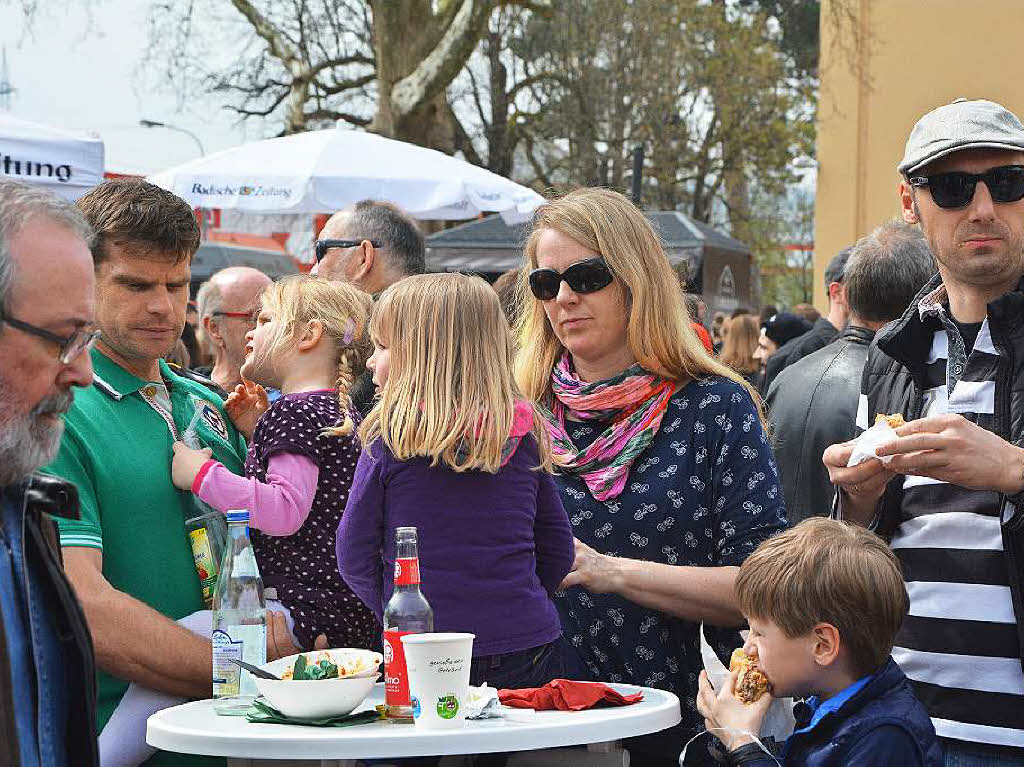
[2,97,1024,767]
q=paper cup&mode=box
[400,632,475,730]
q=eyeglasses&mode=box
[212,310,257,323]
[314,238,382,263]
[0,311,102,364]
[528,258,614,301]
[909,165,1024,209]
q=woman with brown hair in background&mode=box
[718,314,761,386]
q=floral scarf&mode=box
[542,354,674,500]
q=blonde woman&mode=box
[170,275,378,652]
[718,314,762,386]
[515,188,786,765]
[337,273,574,689]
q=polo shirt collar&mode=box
[91,348,165,398]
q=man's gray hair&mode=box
[347,199,425,277]
[195,278,223,323]
[0,179,93,313]
[844,219,936,323]
[194,278,223,355]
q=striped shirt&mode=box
[856,284,1024,751]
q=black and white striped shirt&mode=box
[856,284,1024,751]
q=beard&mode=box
[0,383,74,486]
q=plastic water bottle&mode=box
[212,509,267,715]
[383,526,433,720]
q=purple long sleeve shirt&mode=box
[336,434,574,657]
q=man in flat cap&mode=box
[825,98,1024,764]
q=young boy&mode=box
[696,518,943,766]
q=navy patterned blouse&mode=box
[553,376,787,745]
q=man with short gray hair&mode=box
[310,198,426,292]
[767,219,935,524]
[0,179,100,765]
[195,266,272,394]
[312,199,425,414]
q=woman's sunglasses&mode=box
[909,164,1024,209]
[528,258,614,301]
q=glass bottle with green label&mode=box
[212,509,266,715]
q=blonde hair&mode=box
[735,518,910,676]
[257,275,371,437]
[359,273,552,473]
[513,188,764,418]
[718,315,760,376]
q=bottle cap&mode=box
[225,509,250,523]
[396,526,417,538]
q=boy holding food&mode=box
[696,518,943,765]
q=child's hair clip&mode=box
[342,319,355,346]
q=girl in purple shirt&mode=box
[171,275,379,651]
[336,274,574,689]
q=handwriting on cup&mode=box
[428,657,465,674]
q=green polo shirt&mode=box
[45,348,247,767]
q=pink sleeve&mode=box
[195,453,320,537]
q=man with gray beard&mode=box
[0,179,100,765]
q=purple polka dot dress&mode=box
[244,390,379,650]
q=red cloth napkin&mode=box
[498,679,644,711]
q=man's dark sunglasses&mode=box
[528,258,614,301]
[0,310,101,364]
[314,238,382,263]
[909,164,1024,209]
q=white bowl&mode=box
[254,648,383,720]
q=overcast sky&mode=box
[1,0,270,175]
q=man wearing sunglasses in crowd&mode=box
[0,180,101,765]
[194,266,271,396]
[310,199,425,415]
[824,98,1024,765]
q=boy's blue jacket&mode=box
[726,658,943,766]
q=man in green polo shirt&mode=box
[44,179,250,767]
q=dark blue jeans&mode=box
[469,640,563,690]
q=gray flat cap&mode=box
[898,98,1024,175]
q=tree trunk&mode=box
[369,0,493,153]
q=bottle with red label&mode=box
[383,526,434,719]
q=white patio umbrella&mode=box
[147,124,543,224]
[0,114,104,200]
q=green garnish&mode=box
[290,655,340,680]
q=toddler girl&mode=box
[172,274,378,651]
[336,273,574,689]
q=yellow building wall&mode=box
[813,0,1024,307]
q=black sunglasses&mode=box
[909,164,1024,209]
[528,258,614,301]
[0,310,101,364]
[314,238,382,263]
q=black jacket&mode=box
[715,659,943,766]
[762,318,841,393]
[0,475,98,767]
[766,325,875,525]
[861,273,1024,672]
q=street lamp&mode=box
[139,119,206,156]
